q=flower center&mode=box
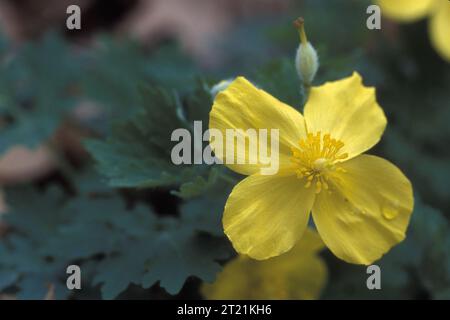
[291,132,348,193]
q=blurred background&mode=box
[0,0,449,300]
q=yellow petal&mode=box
[304,72,387,160]
[223,173,316,260]
[312,155,414,265]
[429,2,450,62]
[202,229,327,300]
[209,77,307,176]
[377,0,435,22]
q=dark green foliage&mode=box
[0,34,81,153]
[85,83,215,192]
[0,184,231,299]
[1,0,450,300]
[0,33,231,299]
[253,58,305,109]
[0,34,199,155]
[85,86,192,188]
[80,38,198,120]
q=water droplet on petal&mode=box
[382,205,399,220]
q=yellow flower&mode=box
[377,0,450,62]
[202,228,327,300]
[209,72,414,265]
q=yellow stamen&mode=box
[315,181,322,194]
[291,131,348,194]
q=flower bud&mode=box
[294,18,319,87]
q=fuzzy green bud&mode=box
[294,18,319,87]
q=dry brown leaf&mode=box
[0,0,290,64]
[0,146,57,185]
[118,0,290,65]
[0,0,93,41]
[0,294,16,300]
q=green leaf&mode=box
[0,113,60,154]
[89,196,230,299]
[1,182,231,299]
[179,194,229,238]
[81,40,198,120]
[140,233,229,295]
[85,85,212,190]
[171,167,219,200]
[183,79,213,125]
[80,37,151,119]
[0,33,80,154]
[3,186,69,242]
[253,58,304,109]
[83,201,231,299]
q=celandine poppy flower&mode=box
[202,228,327,300]
[209,72,414,265]
[377,0,450,62]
